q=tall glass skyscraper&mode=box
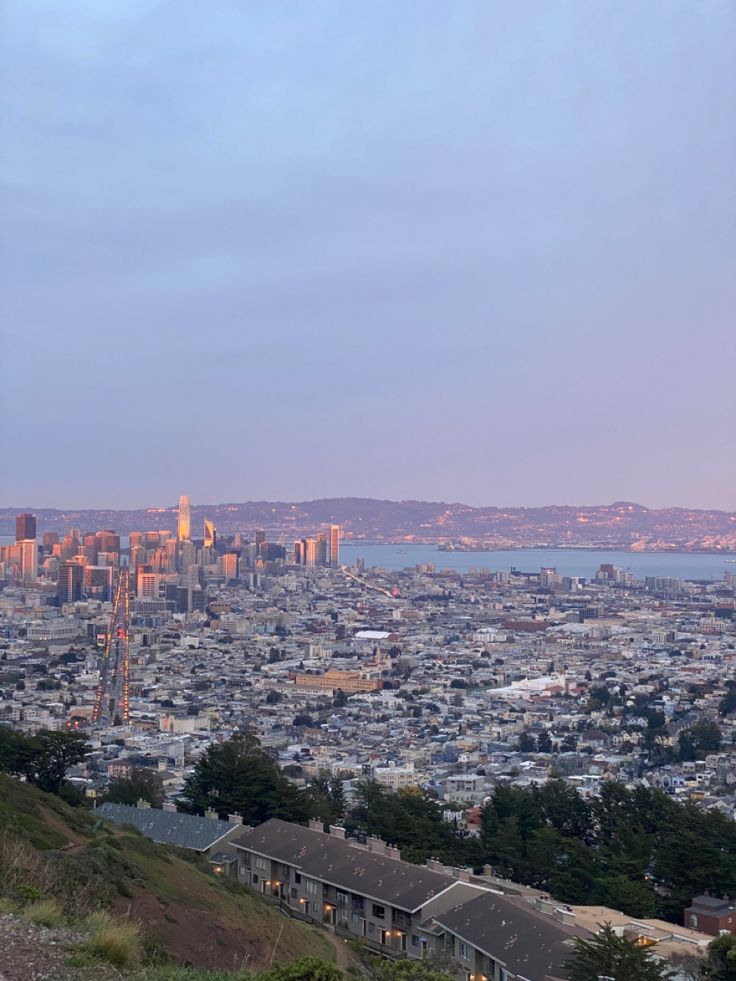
[178,495,191,541]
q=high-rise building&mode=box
[204,519,216,549]
[329,524,340,568]
[316,534,327,567]
[178,495,191,542]
[85,565,113,602]
[20,540,38,581]
[304,538,317,567]
[15,512,38,580]
[221,552,239,581]
[16,513,36,543]
[57,562,83,604]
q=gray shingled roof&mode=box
[432,892,585,981]
[97,803,234,851]
[234,818,457,913]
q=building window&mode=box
[294,872,302,884]
[690,915,698,928]
[252,875,258,884]
[291,887,298,899]
[312,902,319,915]
[459,941,469,960]
[255,857,268,872]
[351,912,361,925]
[305,879,319,895]
[337,891,349,906]
[368,923,375,934]
[411,935,420,947]
[372,904,385,919]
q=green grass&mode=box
[82,910,143,967]
[21,898,66,927]
[0,773,336,972]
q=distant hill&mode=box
[0,774,334,974]
[1,498,734,550]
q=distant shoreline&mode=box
[340,542,736,555]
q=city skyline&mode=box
[1,1,734,511]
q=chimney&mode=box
[426,858,444,873]
[386,844,401,860]
[368,835,387,855]
[205,807,218,820]
[137,798,151,809]
[457,868,470,882]
[555,907,576,926]
[309,818,324,832]
[228,813,243,826]
[329,825,346,839]
[162,802,177,813]
[483,865,494,878]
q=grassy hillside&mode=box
[0,774,335,973]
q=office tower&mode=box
[221,553,239,581]
[42,532,59,551]
[15,512,38,581]
[85,565,113,602]
[57,562,83,604]
[304,538,317,567]
[96,530,120,556]
[178,495,191,541]
[255,530,266,549]
[204,519,216,549]
[20,540,38,581]
[329,524,340,568]
[294,540,304,565]
[180,539,196,572]
[316,534,327,567]
[16,513,36,543]
[129,532,143,548]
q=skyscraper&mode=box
[15,512,37,581]
[57,562,83,604]
[329,524,340,568]
[204,519,216,549]
[178,495,191,541]
[15,513,36,543]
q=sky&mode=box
[1,1,734,511]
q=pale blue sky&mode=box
[1,1,734,509]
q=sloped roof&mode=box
[432,891,585,980]
[234,818,457,912]
[97,803,234,851]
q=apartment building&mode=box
[233,818,481,956]
[233,818,582,979]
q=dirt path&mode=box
[325,932,352,971]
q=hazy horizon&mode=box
[1,494,733,514]
[2,1,734,509]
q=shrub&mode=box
[83,911,143,967]
[22,898,65,927]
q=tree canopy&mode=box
[566,924,674,981]
[178,732,310,824]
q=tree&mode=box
[33,730,90,794]
[178,732,309,824]
[536,730,553,753]
[701,932,736,980]
[104,767,164,808]
[517,731,536,753]
[566,924,674,981]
